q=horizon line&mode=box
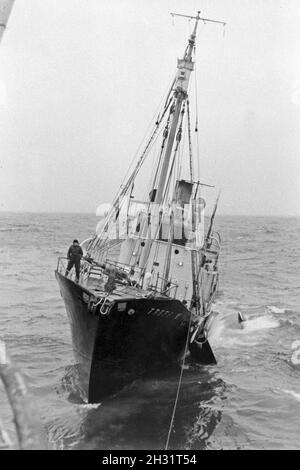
[0,210,299,218]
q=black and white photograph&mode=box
[0,0,299,453]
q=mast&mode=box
[139,11,225,276]
[154,12,200,204]
[138,14,200,272]
[154,10,225,204]
[0,0,15,44]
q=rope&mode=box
[187,99,194,182]
[116,73,177,192]
[165,311,193,450]
[176,107,188,181]
[89,96,174,255]
[194,53,201,182]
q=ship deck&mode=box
[86,277,161,301]
[56,256,169,304]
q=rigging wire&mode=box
[90,12,228,255]
[117,72,177,190]
[165,311,193,450]
[88,72,177,254]
[141,99,185,280]
[147,124,167,196]
[193,48,201,182]
[150,100,175,193]
[187,99,194,182]
[176,109,187,181]
[161,102,185,207]
[89,97,174,254]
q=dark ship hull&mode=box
[55,271,216,403]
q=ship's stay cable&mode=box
[89,98,173,254]
[193,24,226,182]
[142,106,184,279]
[88,74,176,254]
[140,146,178,278]
[161,103,185,208]
[116,72,177,192]
[126,101,176,260]
[160,103,185,286]
[147,123,168,197]
[187,99,194,182]
[176,110,187,181]
[150,102,174,194]
[109,84,175,200]
[101,98,172,219]
[193,47,201,182]
[147,106,185,274]
[165,311,193,450]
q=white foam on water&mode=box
[267,306,287,314]
[291,341,300,365]
[208,316,226,344]
[282,390,300,403]
[291,340,300,350]
[0,423,13,449]
[78,402,101,409]
[209,310,280,349]
[241,316,280,333]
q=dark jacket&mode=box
[67,244,83,261]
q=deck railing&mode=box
[56,256,179,298]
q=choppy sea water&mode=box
[0,213,299,450]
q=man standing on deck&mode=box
[65,239,83,283]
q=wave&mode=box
[267,306,288,314]
[282,390,300,402]
[241,315,280,333]
[0,227,22,232]
[77,402,101,409]
[209,311,280,349]
[290,340,300,365]
[0,226,44,233]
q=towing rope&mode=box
[165,311,193,450]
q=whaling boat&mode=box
[55,11,225,403]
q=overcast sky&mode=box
[0,0,299,215]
